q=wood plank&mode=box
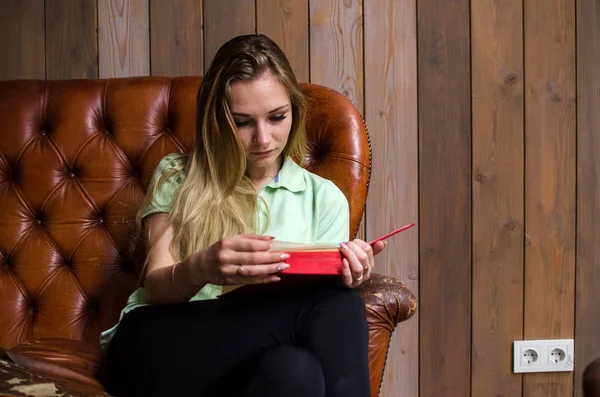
[98,0,149,78]
[523,0,576,396]
[150,0,203,76]
[45,0,98,79]
[203,0,255,71]
[575,0,600,395]
[471,0,524,396]
[363,1,418,397]
[417,0,471,396]
[0,0,45,79]
[257,0,309,83]
[309,0,363,112]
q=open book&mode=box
[220,223,415,297]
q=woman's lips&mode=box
[252,150,273,157]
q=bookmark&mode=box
[368,223,415,246]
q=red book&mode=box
[272,222,416,275]
[220,223,415,297]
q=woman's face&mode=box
[228,71,292,178]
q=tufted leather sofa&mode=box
[0,77,417,397]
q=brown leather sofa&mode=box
[0,77,416,397]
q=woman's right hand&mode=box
[193,234,290,286]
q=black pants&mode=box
[105,284,370,397]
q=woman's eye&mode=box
[234,120,250,127]
[271,114,287,122]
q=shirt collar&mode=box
[264,156,306,192]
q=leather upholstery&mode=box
[0,77,416,397]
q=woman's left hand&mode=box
[339,239,387,288]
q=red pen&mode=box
[368,223,416,246]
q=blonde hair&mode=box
[138,34,307,263]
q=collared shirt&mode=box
[100,154,350,349]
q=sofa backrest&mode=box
[0,77,370,348]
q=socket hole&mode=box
[522,349,539,365]
[550,348,566,364]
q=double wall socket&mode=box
[513,339,574,373]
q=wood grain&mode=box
[523,0,576,396]
[575,0,600,395]
[309,0,363,112]
[471,0,524,396]
[45,0,98,79]
[98,0,149,78]
[363,1,418,396]
[203,0,255,71]
[418,0,471,396]
[150,0,203,76]
[0,0,45,79]
[309,0,365,241]
[257,0,309,83]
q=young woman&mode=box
[102,34,387,397]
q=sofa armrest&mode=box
[358,273,417,397]
[2,338,108,396]
[358,273,417,326]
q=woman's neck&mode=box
[247,156,283,190]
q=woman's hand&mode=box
[339,239,387,288]
[193,234,290,286]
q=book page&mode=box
[268,240,339,252]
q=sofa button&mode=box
[99,217,104,224]
[69,172,76,179]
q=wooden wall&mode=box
[0,1,598,397]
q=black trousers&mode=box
[105,284,370,397]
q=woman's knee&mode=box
[248,345,325,397]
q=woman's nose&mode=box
[254,122,271,145]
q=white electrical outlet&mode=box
[513,339,574,373]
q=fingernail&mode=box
[340,242,348,250]
[280,253,290,260]
[277,264,290,272]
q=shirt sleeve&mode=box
[316,180,350,244]
[139,154,186,220]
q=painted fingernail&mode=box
[277,264,290,272]
[340,242,348,250]
[280,253,290,260]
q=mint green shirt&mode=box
[100,154,350,349]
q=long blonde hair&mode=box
[138,34,307,263]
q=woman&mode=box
[102,34,386,397]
